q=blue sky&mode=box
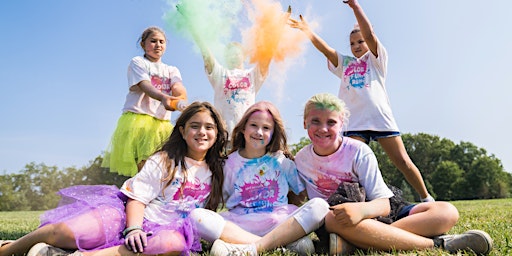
[1,0,511,174]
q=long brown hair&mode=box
[159,101,228,210]
[230,101,293,159]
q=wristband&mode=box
[122,225,142,237]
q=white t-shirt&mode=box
[123,56,183,121]
[295,137,393,201]
[222,150,304,214]
[328,40,399,132]
[120,152,212,224]
[207,60,265,134]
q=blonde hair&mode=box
[303,93,350,125]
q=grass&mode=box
[1,199,511,255]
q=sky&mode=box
[1,0,511,175]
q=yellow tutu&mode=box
[102,112,173,177]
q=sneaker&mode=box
[286,236,315,256]
[436,230,493,255]
[209,239,257,256]
[27,243,82,256]
[329,233,356,255]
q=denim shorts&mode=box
[343,130,401,144]
[396,204,416,220]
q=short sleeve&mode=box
[120,153,166,204]
[127,56,150,88]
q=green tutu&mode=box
[102,112,173,177]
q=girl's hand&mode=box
[288,15,310,33]
[342,0,358,8]
[124,229,153,253]
[329,203,365,226]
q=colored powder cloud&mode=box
[242,0,307,64]
[163,0,242,58]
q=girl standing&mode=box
[289,0,433,201]
[0,102,227,256]
[102,26,188,177]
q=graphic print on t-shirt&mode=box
[238,163,280,213]
[343,58,369,89]
[151,74,172,95]
[223,75,251,104]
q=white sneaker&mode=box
[286,236,315,256]
[436,229,493,255]
[209,239,257,256]
[27,243,82,256]
[329,233,356,255]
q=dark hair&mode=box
[159,101,228,210]
[230,101,293,159]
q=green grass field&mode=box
[1,199,511,255]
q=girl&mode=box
[102,26,188,177]
[191,101,330,256]
[289,0,433,201]
[294,93,492,255]
[0,102,228,256]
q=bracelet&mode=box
[122,225,142,237]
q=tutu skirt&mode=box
[40,185,200,255]
[220,204,298,236]
[102,112,173,177]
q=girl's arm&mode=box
[137,80,187,111]
[330,198,390,225]
[289,15,339,67]
[346,0,378,57]
[124,198,150,253]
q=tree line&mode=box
[1,133,510,211]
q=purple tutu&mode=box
[40,185,200,255]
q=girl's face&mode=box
[304,107,343,156]
[242,111,274,156]
[142,31,167,62]
[225,45,244,69]
[350,31,369,58]
[179,111,217,161]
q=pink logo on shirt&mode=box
[173,181,211,202]
[224,77,251,91]
[344,60,368,89]
[151,75,172,94]
[240,179,279,204]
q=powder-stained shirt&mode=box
[207,59,265,135]
[295,137,393,201]
[222,150,304,214]
[328,40,399,132]
[123,56,183,121]
[121,152,212,224]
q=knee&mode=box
[436,202,459,224]
[307,198,330,222]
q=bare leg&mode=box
[325,213,434,251]
[391,202,459,237]
[254,217,306,252]
[220,222,262,244]
[377,136,430,199]
[82,245,181,256]
[0,223,76,256]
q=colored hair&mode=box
[159,101,228,210]
[303,93,350,126]
[230,101,293,159]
